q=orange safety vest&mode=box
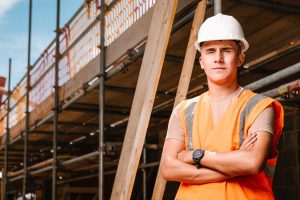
[176,89,284,200]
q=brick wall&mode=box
[274,109,300,200]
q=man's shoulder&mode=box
[173,95,202,116]
[179,95,201,108]
[244,89,275,103]
[185,95,201,103]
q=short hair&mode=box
[199,40,242,55]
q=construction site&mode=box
[0,0,300,199]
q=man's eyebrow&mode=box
[204,47,216,51]
[221,46,235,50]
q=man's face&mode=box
[199,40,245,85]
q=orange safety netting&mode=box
[0,0,156,136]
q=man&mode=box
[160,13,284,200]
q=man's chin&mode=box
[208,78,229,85]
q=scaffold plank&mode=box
[151,1,207,199]
[110,0,179,199]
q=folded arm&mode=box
[177,131,272,176]
[160,138,231,184]
[202,131,272,176]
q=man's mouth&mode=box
[212,67,226,69]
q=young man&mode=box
[160,14,284,200]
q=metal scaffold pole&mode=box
[214,0,222,14]
[2,58,12,200]
[99,0,106,199]
[53,0,60,199]
[23,0,32,197]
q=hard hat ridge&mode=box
[195,13,249,52]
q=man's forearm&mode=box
[178,132,271,176]
[202,132,272,176]
[178,148,266,176]
[161,154,231,184]
[173,165,231,184]
[179,149,261,176]
[201,150,260,176]
[161,139,236,184]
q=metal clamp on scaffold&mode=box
[97,2,107,12]
[56,159,65,171]
[98,72,106,79]
[281,80,300,99]
[27,64,33,71]
[120,48,137,73]
[54,27,64,35]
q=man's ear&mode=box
[238,53,245,67]
[199,57,204,69]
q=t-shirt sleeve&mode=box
[248,104,275,135]
[165,103,185,142]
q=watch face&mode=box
[194,150,201,158]
[193,149,204,163]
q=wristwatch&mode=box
[192,149,205,168]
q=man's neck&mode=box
[207,82,240,100]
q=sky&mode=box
[0,0,82,90]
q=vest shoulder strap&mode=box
[239,93,268,145]
[179,96,201,150]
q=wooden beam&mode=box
[110,0,179,199]
[151,1,207,199]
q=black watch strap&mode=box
[192,149,205,168]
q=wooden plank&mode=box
[109,0,179,199]
[151,1,206,199]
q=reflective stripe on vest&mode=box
[184,94,267,149]
[184,101,198,150]
[238,94,266,146]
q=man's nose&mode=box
[214,51,224,63]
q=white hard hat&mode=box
[195,13,249,52]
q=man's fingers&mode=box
[240,133,258,150]
[243,133,256,144]
[248,135,257,144]
[246,133,257,141]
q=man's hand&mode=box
[178,149,194,164]
[239,133,257,151]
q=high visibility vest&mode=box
[176,89,284,200]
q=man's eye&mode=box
[224,49,232,52]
